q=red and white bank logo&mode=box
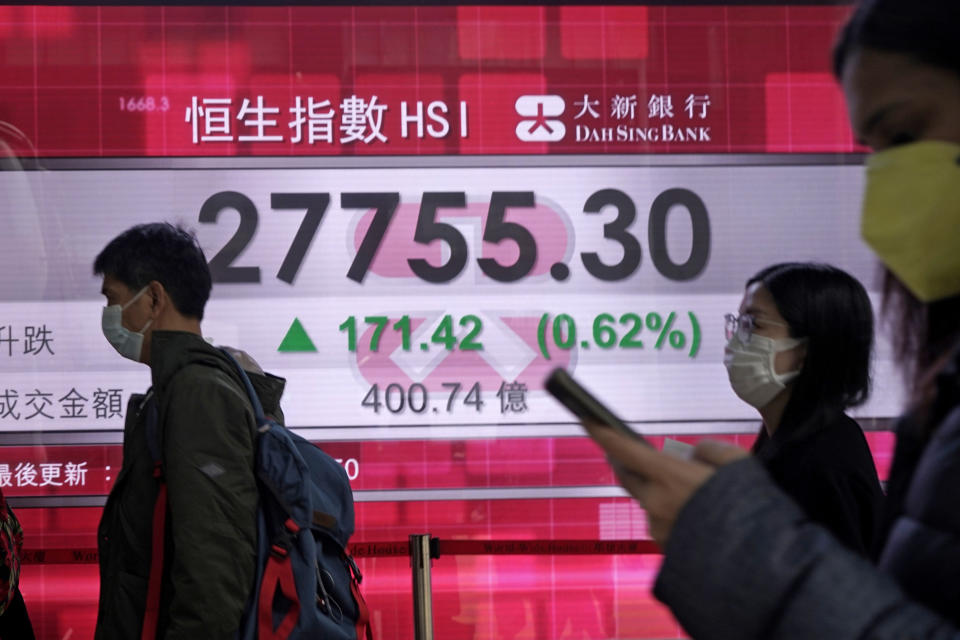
[512,92,714,146]
[515,95,566,142]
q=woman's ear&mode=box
[795,342,808,369]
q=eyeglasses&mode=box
[724,313,789,343]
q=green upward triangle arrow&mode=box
[278,317,318,353]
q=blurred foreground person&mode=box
[579,0,960,637]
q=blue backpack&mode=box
[141,350,372,640]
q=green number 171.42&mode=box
[338,315,484,353]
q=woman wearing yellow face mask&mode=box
[575,0,960,637]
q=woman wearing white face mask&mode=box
[724,262,883,555]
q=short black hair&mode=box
[833,0,960,79]
[748,263,874,451]
[93,222,211,320]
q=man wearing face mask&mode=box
[92,223,286,640]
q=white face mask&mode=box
[101,286,153,362]
[724,333,806,409]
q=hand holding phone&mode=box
[545,368,650,446]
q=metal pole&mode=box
[410,534,435,640]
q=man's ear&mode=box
[146,280,168,316]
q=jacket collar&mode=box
[149,330,216,390]
[148,330,287,418]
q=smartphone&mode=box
[545,368,649,445]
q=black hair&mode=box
[93,222,212,320]
[747,263,874,455]
[833,0,960,79]
[881,271,960,411]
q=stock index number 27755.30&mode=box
[198,188,710,285]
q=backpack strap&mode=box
[346,554,374,640]
[258,519,302,640]
[141,394,166,640]
[218,348,266,423]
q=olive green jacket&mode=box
[94,331,285,640]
